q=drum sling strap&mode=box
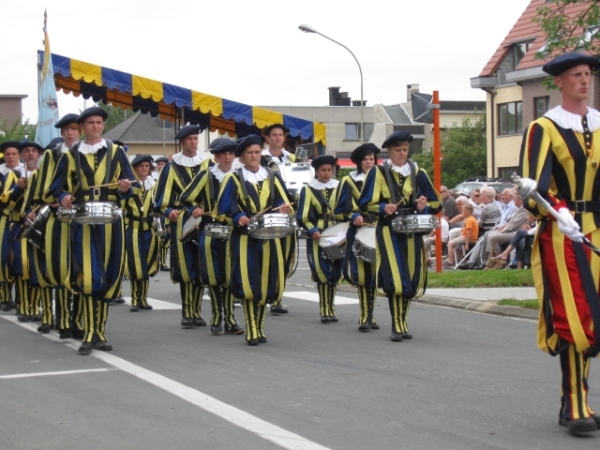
[236,167,276,215]
[310,186,335,221]
[383,160,417,208]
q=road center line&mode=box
[0,314,330,450]
[0,368,114,379]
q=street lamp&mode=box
[298,24,364,143]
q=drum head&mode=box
[319,222,348,248]
[181,215,202,240]
[356,227,376,247]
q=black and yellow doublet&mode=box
[0,170,18,309]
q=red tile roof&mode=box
[479,0,590,77]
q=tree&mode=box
[438,114,487,188]
[0,118,36,144]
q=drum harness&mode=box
[236,167,276,235]
[383,160,417,229]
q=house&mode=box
[471,0,597,179]
[0,94,28,128]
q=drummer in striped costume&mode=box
[297,155,343,323]
[334,143,380,331]
[216,135,293,346]
[0,142,20,312]
[45,106,138,355]
[153,125,213,329]
[180,138,244,336]
[154,156,170,271]
[123,154,159,312]
[260,123,299,315]
[359,131,441,342]
[30,114,81,338]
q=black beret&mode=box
[44,137,64,150]
[131,154,154,167]
[154,156,169,164]
[311,154,338,169]
[263,123,289,136]
[0,141,21,154]
[175,125,201,140]
[543,52,600,76]
[209,138,237,154]
[54,113,79,129]
[235,134,264,157]
[382,131,413,148]
[350,143,380,165]
[77,106,108,123]
[18,141,44,153]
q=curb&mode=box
[287,282,538,321]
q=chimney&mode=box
[407,83,420,101]
[328,86,341,106]
[352,100,367,107]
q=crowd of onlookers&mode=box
[425,185,536,270]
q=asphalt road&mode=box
[1,244,599,449]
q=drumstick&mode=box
[271,203,291,212]
[88,181,120,189]
[249,206,272,220]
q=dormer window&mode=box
[512,41,533,70]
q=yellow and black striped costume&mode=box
[216,168,292,342]
[334,173,378,328]
[153,157,213,323]
[44,141,138,344]
[296,180,342,320]
[0,170,18,308]
[122,182,159,308]
[359,162,441,336]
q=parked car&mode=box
[453,177,514,196]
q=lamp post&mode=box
[298,24,364,143]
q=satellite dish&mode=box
[412,92,434,124]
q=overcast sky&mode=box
[0,0,532,123]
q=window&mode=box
[498,167,519,181]
[512,41,532,70]
[498,102,523,135]
[345,123,362,141]
[534,96,549,119]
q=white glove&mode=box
[557,208,584,242]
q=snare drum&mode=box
[204,222,232,240]
[153,215,166,237]
[56,206,74,223]
[248,213,296,239]
[353,227,376,263]
[16,205,51,250]
[318,222,348,260]
[179,215,202,243]
[73,202,122,225]
[391,214,439,234]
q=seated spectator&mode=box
[489,212,536,269]
[445,203,478,268]
[424,218,449,264]
[441,186,459,221]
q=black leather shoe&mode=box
[71,329,85,340]
[1,302,11,312]
[93,341,113,352]
[59,329,72,339]
[258,337,267,344]
[193,317,207,327]
[559,417,598,435]
[181,318,194,328]
[247,339,259,346]
[31,314,42,322]
[329,316,338,323]
[37,324,52,333]
[139,304,153,310]
[270,305,289,314]
[78,342,93,355]
[370,322,380,330]
[17,314,29,322]
[211,325,223,335]
[161,265,171,272]
[225,324,245,335]
[403,333,413,340]
[321,316,330,323]
[593,415,600,428]
[115,296,126,304]
[457,263,473,270]
[358,323,370,332]
[130,306,139,312]
[391,333,404,342]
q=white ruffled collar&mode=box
[78,139,106,155]
[350,171,365,182]
[544,105,600,132]
[261,148,292,162]
[241,166,269,183]
[60,142,71,153]
[210,165,232,183]
[389,160,417,177]
[308,179,339,189]
[172,152,206,167]
[141,178,155,190]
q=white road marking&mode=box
[0,368,114,379]
[284,291,358,305]
[122,295,209,310]
[0,314,330,450]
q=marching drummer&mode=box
[153,156,171,271]
[44,106,139,355]
[179,138,244,336]
[296,155,343,323]
[216,134,293,346]
[153,125,214,329]
[359,131,441,342]
[260,123,299,315]
[123,154,159,312]
[334,143,380,332]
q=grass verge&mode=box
[427,268,534,288]
[497,299,540,309]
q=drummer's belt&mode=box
[315,213,336,221]
[566,200,600,213]
[362,213,378,223]
[79,188,119,201]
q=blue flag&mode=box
[35,10,60,148]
